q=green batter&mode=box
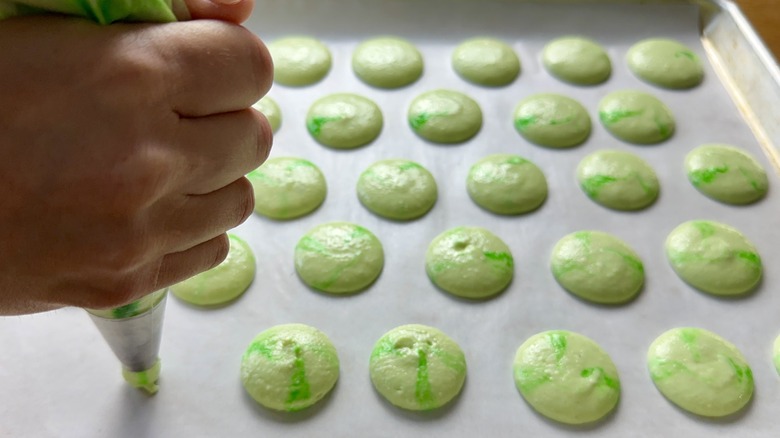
[513,330,621,425]
[551,231,644,304]
[369,324,467,411]
[357,159,438,220]
[252,96,282,133]
[122,359,162,395]
[425,226,514,299]
[452,37,521,87]
[306,93,383,149]
[352,37,424,88]
[647,327,753,417]
[543,37,612,85]
[627,38,704,89]
[170,234,255,306]
[577,149,660,211]
[773,334,780,376]
[665,220,762,296]
[513,94,591,148]
[86,288,167,319]
[466,154,548,215]
[248,157,327,220]
[685,144,769,205]
[241,324,340,412]
[269,37,332,87]
[295,222,384,294]
[408,90,482,144]
[599,90,675,144]
[0,0,181,23]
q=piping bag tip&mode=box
[86,290,168,394]
[122,359,162,395]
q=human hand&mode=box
[0,16,273,315]
[184,0,256,24]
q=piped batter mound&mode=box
[647,327,753,417]
[665,220,762,296]
[425,226,514,299]
[170,234,256,306]
[294,222,384,294]
[452,37,520,86]
[685,144,769,205]
[466,154,548,215]
[306,93,383,149]
[408,90,482,144]
[241,324,340,412]
[543,36,611,85]
[269,36,332,86]
[369,324,467,411]
[357,159,438,220]
[627,38,704,89]
[513,330,621,425]
[248,157,327,220]
[550,231,644,304]
[513,93,591,148]
[598,90,675,144]
[576,149,660,211]
[352,37,424,88]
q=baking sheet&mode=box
[2,1,780,437]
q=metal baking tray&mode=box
[2,1,779,437]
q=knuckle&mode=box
[245,31,274,100]
[231,177,255,228]
[251,110,273,168]
[208,234,230,269]
[235,177,255,225]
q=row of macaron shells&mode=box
[172,219,760,315]
[259,89,679,148]
[269,35,705,90]
[255,90,770,207]
[249,149,769,227]
[239,323,755,423]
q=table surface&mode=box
[737,0,780,60]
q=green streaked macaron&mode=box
[295,222,384,294]
[647,327,753,417]
[514,94,591,148]
[241,324,340,412]
[513,330,621,425]
[370,324,467,411]
[171,234,255,306]
[551,231,644,304]
[665,220,762,296]
[306,93,383,149]
[425,226,514,299]
[599,90,675,144]
[408,90,482,144]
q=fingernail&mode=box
[212,0,242,4]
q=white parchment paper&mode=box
[3,1,779,436]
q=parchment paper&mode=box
[2,1,779,437]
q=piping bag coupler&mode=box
[86,289,168,394]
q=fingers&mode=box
[184,0,256,24]
[155,20,272,117]
[175,109,272,194]
[164,177,255,252]
[154,233,231,290]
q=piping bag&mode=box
[0,0,191,394]
[86,289,169,394]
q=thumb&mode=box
[180,0,255,24]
